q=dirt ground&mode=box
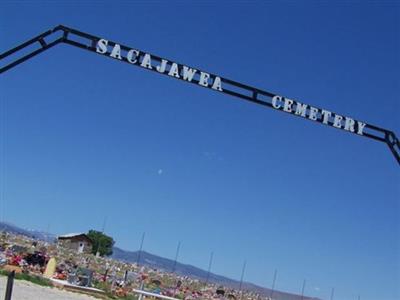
[0,276,98,300]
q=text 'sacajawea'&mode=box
[96,38,366,136]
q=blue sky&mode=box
[0,1,399,300]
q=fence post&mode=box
[4,271,15,300]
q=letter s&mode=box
[96,39,108,54]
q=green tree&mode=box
[87,230,115,257]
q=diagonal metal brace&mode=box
[386,132,400,165]
[0,25,65,74]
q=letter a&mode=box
[141,54,153,69]
[168,63,180,78]
[110,44,122,60]
[212,77,223,91]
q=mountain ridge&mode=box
[111,247,320,300]
[0,221,320,300]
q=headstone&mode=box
[44,257,57,278]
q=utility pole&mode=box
[172,241,181,273]
[205,251,214,285]
[101,216,107,233]
[136,232,145,266]
[239,260,247,300]
[270,269,277,300]
[45,223,51,243]
[96,216,108,257]
[300,279,306,300]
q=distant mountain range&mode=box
[0,221,56,242]
[111,247,320,300]
[0,221,320,300]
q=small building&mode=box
[58,233,93,254]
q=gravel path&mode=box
[0,276,98,300]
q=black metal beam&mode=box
[0,26,65,74]
[0,25,399,165]
[4,271,15,300]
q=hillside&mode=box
[112,247,319,300]
[0,221,320,300]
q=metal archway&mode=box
[1,25,399,165]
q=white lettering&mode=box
[156,59,168,73]
[283,98,294,113]
[168,63,180,78]
[182,66,197,82]
[321,110,332,124]
[127,49,139,64]
[110,44,122,60]
[309,107,319,121]
[140,53,153,69]
[199,72,210,87]
[357,121,366,135]
[344,117,355,132]
[333,114,343,128]
[295,102,307,117]
[212,77,223,91]
[272,95,283,109]
[96,39,108,54]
